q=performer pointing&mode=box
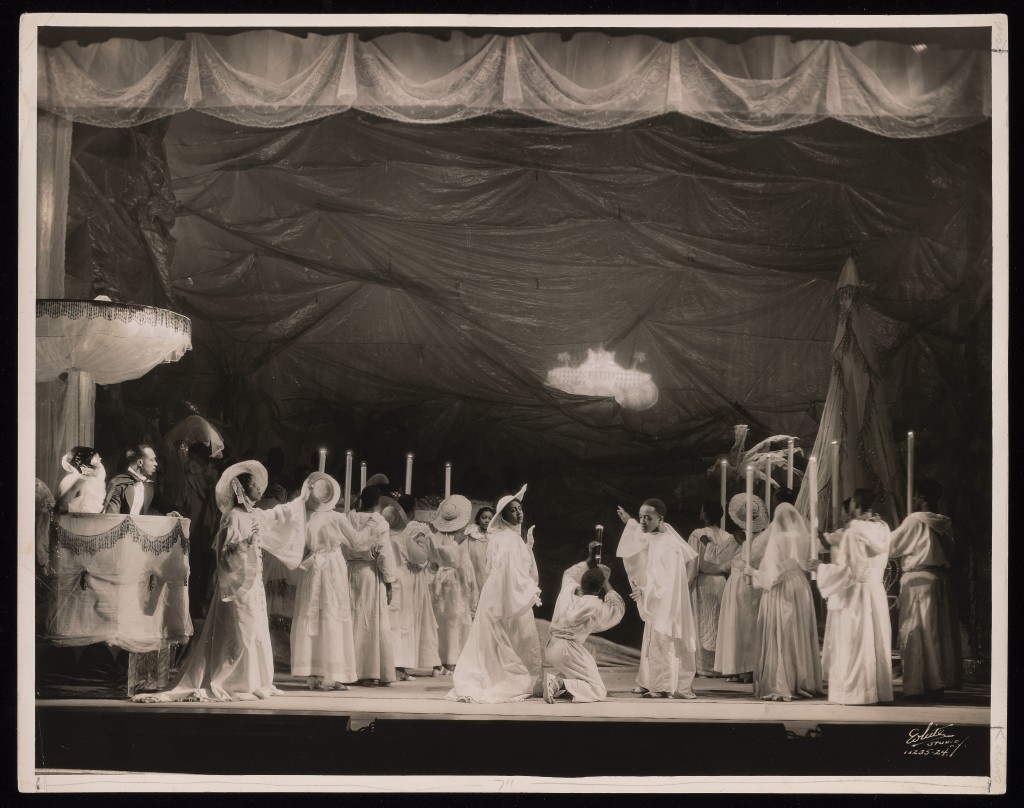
[616,499,699,699]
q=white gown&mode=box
[714,530,768,676]
[617,519,699,697]
[544,561,626,702]
[687,526,738,675]
[341,511,397,683]
[138,498,305,701]
[389,521,441,670]
[290,510,363,685]
[428,529,477,666]
[446,516,542,703]
[817,516,894,705]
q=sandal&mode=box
[642,691,667,699]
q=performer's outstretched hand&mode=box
[616,506,630,525]
[629,586,643,602]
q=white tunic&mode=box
[687,526,738,674]
[427,529,477,665]
[389,521,441,670]
[341,511,397,682]
[544,561,625,702]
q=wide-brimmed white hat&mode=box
[728,492,768,533]
[215,460,268,513]
[302,472,342,512]
[366,473,390,487]
[431,494,473,533]
[494,484,527,522]
[379,495,409,531]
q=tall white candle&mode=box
[830,439,840,529]
[719,459,728,530]
[744,464,753,571]
[787,438,795,489]
[344,450,353,514]
[405,453,414,495]
[444,462,452,498]
[764,456,772,523]
[318,448,326,474]
[808,455,819,579]
[906,431,915,517]
[359,461,367,491]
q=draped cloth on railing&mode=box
[45,514,193,652]
[37,31,990,136]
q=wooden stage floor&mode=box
[34,666,993,779]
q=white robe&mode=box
[290,510,361,685]
[463,526,490,611]
[341,511,397,682]
[817,516,893,705]
[714,530,768,675]
[544,561,625,702]
[446,519,542,703]
[428,529,477,666]
[389,521,441,670]
[687,526,738,674]
[888,512,962,696]
[138,498,306,701]
[617,519,699,696]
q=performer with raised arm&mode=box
[543,541,625,703]
[446,485,543,703]
[886,478,962,700]
[133,461,306,702]
[687,501,739,677]
[615,499,699,699]
[802,488,893,705]
[342,486,398,688]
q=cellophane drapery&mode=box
[45,514,193,653]
[38,30,989,136]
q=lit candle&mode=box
[344,450,353,514]
[807,455,818,580]
[744,464,753,575]
[318,448,326,474]
[906,431,915,518]
[595,524,604,563]
[719,459,728,530]
[787,438,795,489]
[360,461,367,491]
[405,453,414,495]
[444,462,452,498]
[764,455,772,523]
[830,439,840,529]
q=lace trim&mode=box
[36,299,191,336]
[51,516,187,556]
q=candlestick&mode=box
[808,456,818,580]
[444,462,452,498]
[764,455,772,523]
[318,448,326,474]
[744,464,753,576]
[906,431,915,518]
[344,450,353,514]
[595,524,604,563]
[405,453,414,495]
[787,438,795,489]
[719,459,728,530]
[359,461,367,491]
[830,439,840,529]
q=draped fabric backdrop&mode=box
[36,29,993,649]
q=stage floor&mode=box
[37,666,991,727]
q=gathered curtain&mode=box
[38,30,989,136]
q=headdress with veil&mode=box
[756,503,814,589]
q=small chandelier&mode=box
[546,348,659,411]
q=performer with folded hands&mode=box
[543,541,625,703]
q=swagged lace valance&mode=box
[37,30,991,136]
[36,299,192,384]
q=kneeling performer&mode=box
[544,541,625,703]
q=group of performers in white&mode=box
[68,454,956,706]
